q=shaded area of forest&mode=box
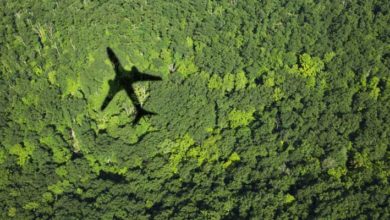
[0,0,389,219]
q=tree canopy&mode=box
[0,0,389,219]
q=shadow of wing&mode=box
[134,72,162,82]
[101,80,121,110]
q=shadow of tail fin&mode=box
[133,106,157,125]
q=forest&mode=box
[0,0,389,219]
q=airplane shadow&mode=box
[101,47,162,125]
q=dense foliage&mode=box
[1,0,389,219]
